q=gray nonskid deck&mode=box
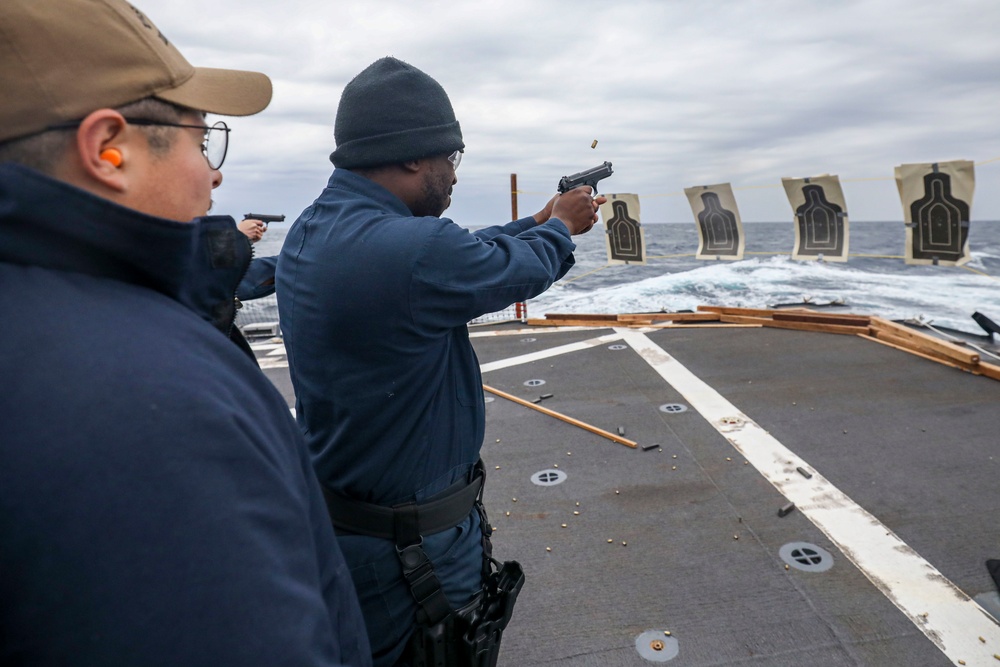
[473,325,1000,666]
[256,324,1000,665]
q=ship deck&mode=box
[255,321,1000,666]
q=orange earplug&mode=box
[99,148,123,167]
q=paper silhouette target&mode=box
[895,160,974,266]
[684,183,745,261]
[781,175,850,262]
[598,193,646,265]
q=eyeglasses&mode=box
[447,149,463,170]
[124,118,230,170]
[47,117,231,170]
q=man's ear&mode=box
[401,159,422,174]
[73,109,130,193]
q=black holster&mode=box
[322,461,524,667]
[408,559,524,667]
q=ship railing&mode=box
[236,295,527,339]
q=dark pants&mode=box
[338,510,484,667]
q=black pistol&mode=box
[557,161,613,194]
[243,213,285,229]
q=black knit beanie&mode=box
[330,57,465,169]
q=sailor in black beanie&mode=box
[330,57,465,170]
[277,56,603,666]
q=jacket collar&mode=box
[0,163,250,334]
[327,168,414,217]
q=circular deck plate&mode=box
[779,542,834,572]
[523,379,546,387]
[530,469,567,486]
[635,630,679,662]
[659,403,688,414]
[608,344,629,351]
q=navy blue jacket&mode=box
[0,164,371,667]
[237,255,278,301]
[276,169,575,503]
[276,169,575,665]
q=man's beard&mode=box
[411,171,452,218]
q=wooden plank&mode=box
[861,333,1000,382]
[719,314,869,335]
[525,318,615,328]
[868,330,972,366]
[869,317,980,364]
[869,330,979,368]
[772,312,871,327]
[616,312,721,323]
[699,305,871,323]
[859,333,973,372]
[530,316,708,329]
[647,323,762,329]
[976,361,1000,381]
[669,312,723,322]
[482,385,637,448]
[615,313,665,322]
[698,305,813,317]
[869,317,936,341]
[616,313,670,322]
[543,313,620,321]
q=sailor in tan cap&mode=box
[0,0,272,220]
[0,2,371,665]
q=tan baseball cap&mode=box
[0,0,273,144]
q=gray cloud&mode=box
[152,0,1000,225]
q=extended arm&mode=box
[473,187,605,242]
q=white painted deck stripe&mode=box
[248,342,285,352]
[618,328,1000,663]
[478,332,624,374]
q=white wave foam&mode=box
[533,256,1000,332]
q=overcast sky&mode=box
[152,0,1000,226]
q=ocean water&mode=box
[249,220,1000,334]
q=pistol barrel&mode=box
[243,213,286,224]
[557,161,613,194]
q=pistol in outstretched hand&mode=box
[557,161,613,195]
[243,213,285,229]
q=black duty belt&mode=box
[321,461,489,627]
[321,462,485,540]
